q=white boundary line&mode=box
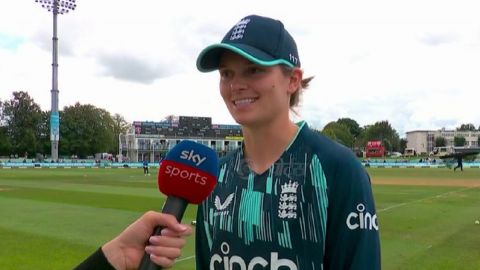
[176,255,196,262]
[378,186,479,213]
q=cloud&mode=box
[96,53,171,84]
[0,33,24,50]
[31,28,74,56]
[419,32,459,46]
[429,119,458,129]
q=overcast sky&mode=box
[1,0,479,137]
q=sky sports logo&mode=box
[180,149,206,166]
[346,203,379,231]
[164,164,208,185]
[162,149,209,185]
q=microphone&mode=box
[139,140,219,270]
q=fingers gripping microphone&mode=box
[139,140,219,270]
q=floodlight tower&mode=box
[35,0,76,161]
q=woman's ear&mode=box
[287,68,303,94]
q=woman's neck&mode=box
[241,118,299,174]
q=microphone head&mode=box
[158,140,219,204]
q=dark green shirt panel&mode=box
[195,123,381,270]
[322,144,381,269]
[294,125,381,269]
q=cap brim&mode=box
[196,43,294,72]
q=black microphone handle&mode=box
[138,196,189,270]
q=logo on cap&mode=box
[289,54,299,65]
[229,18,251,40]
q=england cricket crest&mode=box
[278,180,299,219]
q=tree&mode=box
[110,113,129,154]
[453,136,466,147]
[321,121,355,148]
[37,111,51,156]
[60,103,115,158]
[435,136,446,147]
[399,138,407,154]
[0,100,11,155]
[457,123,476,131]
[0,127,11,155]
[336,118,362,138]
[362,120,400,152]
[2,91,44,157]
[0,111,11,155]
[355,125,369,149]
[0,99,4,124]
[321,127,336,141]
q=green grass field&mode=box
[0,167,479,269]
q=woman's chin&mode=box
[231,115,254,126]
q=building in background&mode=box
[406,129,480,155]
[365,140,385,158]
[119,116,243,162]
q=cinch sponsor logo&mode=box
[210,242,298,270]
[346,203,379,231]
[164,165,207,185]
[180,149,206,166]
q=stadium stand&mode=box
[119,116,243,162]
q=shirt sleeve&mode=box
[73,247,116,270]
[323,153,381,269]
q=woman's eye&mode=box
[219,70,232,80]
[248,67,262,74]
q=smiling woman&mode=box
[183,14,381,270]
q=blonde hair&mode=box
[281,66,314,108]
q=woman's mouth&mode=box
[233,98,257,107]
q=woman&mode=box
[77,14,380,270]
[194,14,381,269]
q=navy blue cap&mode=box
[196,15,301,72]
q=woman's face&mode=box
[218,51,298,127]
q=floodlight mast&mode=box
[34,0,76,161]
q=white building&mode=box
[406,129,480,155]
[119,116,243,162]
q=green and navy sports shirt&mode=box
[195,122,380,270]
